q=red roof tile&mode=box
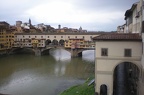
[93,33,142,41]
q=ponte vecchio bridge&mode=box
[13,32,107,57]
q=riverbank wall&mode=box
[0,48,35,57]
[0,50,8,57]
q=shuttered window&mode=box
[124,49,132,57]
[101,48,108,56]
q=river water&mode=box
[0,49,95,95]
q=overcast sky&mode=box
[0,0,138,31]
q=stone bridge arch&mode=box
[75,49,95,57]
[64,48,94,57]
[41,48,51,55]
[10,47,35,54]
[95,59,142,95]
[113,61,141,95]
[112,61,143,76]
[45,39,52,45]
[64,48,84,57]
[59,39,65,46]
[52,39,58,45]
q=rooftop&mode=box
[93,33,142,41]
[15,32,111,35]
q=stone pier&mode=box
[34,48,41,56]
[71,49,82,57]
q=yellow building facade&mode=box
[64,38,85,49]
[0,29,7,51]
[31,39,39,48]
[0,28,15,51]
[64,38,95,49]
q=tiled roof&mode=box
[93,33,142,41]
[15,32,111,35]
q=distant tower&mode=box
[58,24,61,29]
[29,18,32,25]
[16,21,22,27]
[79,26,82,32]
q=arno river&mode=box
[0,49,95,95]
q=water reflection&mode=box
[0,49,95,95]
[50,49,71,61]
[82,50,95,61]
[50,49,71,76]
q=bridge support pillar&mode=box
[71,49,82,57]
[78,52,82,57]
[71,49,78,57]
[34,48,41,56]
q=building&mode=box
[0,28,7,51]
[0,21,9,29]
[94,0,144,94]
[118,0,144,68]
[14,34,45,48]
[65,38,85,49]
[93,33,143,95]
[0,28,15,52]
[13,32,101,48]
[64,38,95,49]
[121,2,141,33]
[16,21,23,33]
[117,24,126,33]
[140,0,144,72]
[117,1,141,33]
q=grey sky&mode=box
[0,0,138,31]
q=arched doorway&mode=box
[59,39,65,46]
[113,62,140,95]
[100,84,107,95]
[45,39,52,45]
[52,39,58,45]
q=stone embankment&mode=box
[0,51,8,57]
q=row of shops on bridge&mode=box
[13,37,95,49]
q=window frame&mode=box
[101,48,108,56]
[124,49,132,57]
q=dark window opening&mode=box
[101,48,108,56]
[124,49,132,57]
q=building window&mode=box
[75,36,77,38]
[83,36,85,39]
[68,36,70,38]
[48,36,49,38]
[61,36,63,38]
[124,49,132,57]
[29,36,30,38]
[41,36,43,38]
[23,36,25,38]
[54,36,56,38]
[101,48,108,56]
[35,36,37,38]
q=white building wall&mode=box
[95,41,142,95]
[142,34,144,68]
[96,41,142,58]
[132,2,141,33]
